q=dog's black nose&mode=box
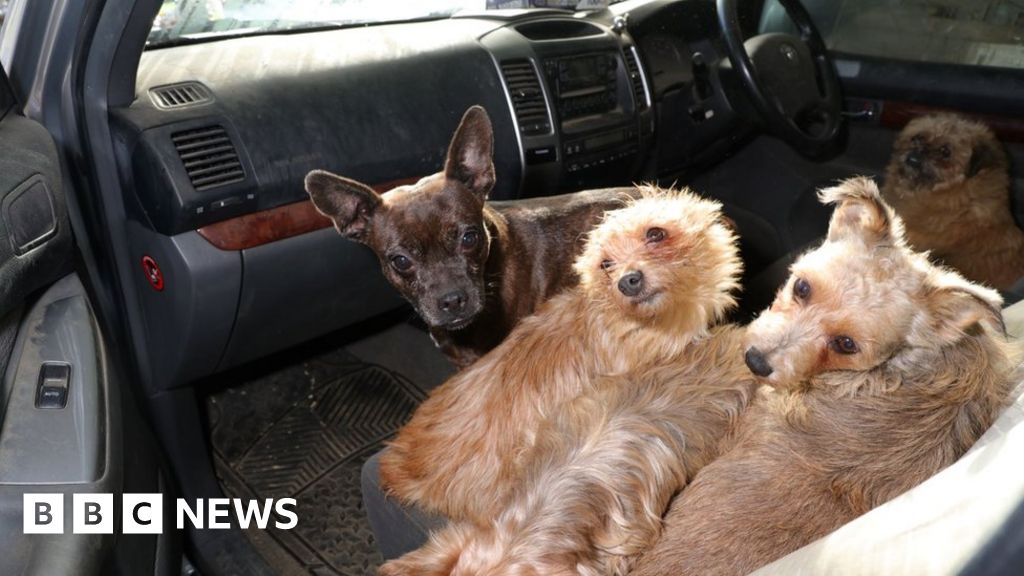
[439,290,468,313]
[744,346,774,377]
[618,271,644,297]
[904,151,923,170]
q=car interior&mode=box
[1,0,1024,574]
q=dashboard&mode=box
[113,0,748,390]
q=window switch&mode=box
[35,362,70,409]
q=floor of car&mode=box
[202,311,454,575]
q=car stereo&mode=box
[545,53,619,121]
[544,52,640,174]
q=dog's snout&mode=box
[904,150,923,170]
[744,346,774,377]
[618,271,645,297]
[439,290,468,313]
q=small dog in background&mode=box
[378,187,742,526]
[378,324,757,576]
[632,177,1020,576]
[881,113,1024,291]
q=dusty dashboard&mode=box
[118,5,731,238]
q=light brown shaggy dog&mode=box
[378,324,757,576]
[881,113,1024,290]
[378,187,742,525]
[632,177,1021,576]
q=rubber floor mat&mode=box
[206,346,426,575]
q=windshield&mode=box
[147,0,613,48]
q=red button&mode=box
[141,255,164,291]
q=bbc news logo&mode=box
[24,494,298,534]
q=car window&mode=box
[148,0,614,48]
[148,0,479,47]
[761,0,1024,70]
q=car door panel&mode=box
[0,54,112,572]
[0,275,104,484]
[0,275,115,576]
[0,56,173,574]
[0,109,72,321]
[835,55,1024,116]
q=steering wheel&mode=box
[717,0,843,157]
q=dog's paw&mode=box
[377,447,417,494]
[376,524,480,576]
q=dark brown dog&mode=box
[306,106,632,368]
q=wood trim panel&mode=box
[196,176,422,251]
[880,101,1024,143]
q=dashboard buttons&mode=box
[525,147,556,165]
[211,196,243,211]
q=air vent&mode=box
[623,49,649,110]
[171,126,245,191]
[500,60,551,137]
[149,82,212,110]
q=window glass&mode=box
[148,0,614,48]
[761,1,1024,69]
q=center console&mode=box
[544,52,641,174]
[480,15,655,195]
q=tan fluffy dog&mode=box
[632,177,1021,576]
[881,113,1024,290]
[378,187,742,524]
[378,324,756,576]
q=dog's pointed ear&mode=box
[305,170,382,242]
[966,139,1004,178]
[923,272,1005,344]
[819,177,902,246]
[444,105,495,201]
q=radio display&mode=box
[547,53,620,121]
[552,53,616,93]
[560,55,610,89]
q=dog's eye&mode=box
[600,259,614,271]
[645,227,666,243]
[939,145,951,159]
[460,229,480,249]
[830,335,859,355]
[793,277,811,301]
[390,255,413,272]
